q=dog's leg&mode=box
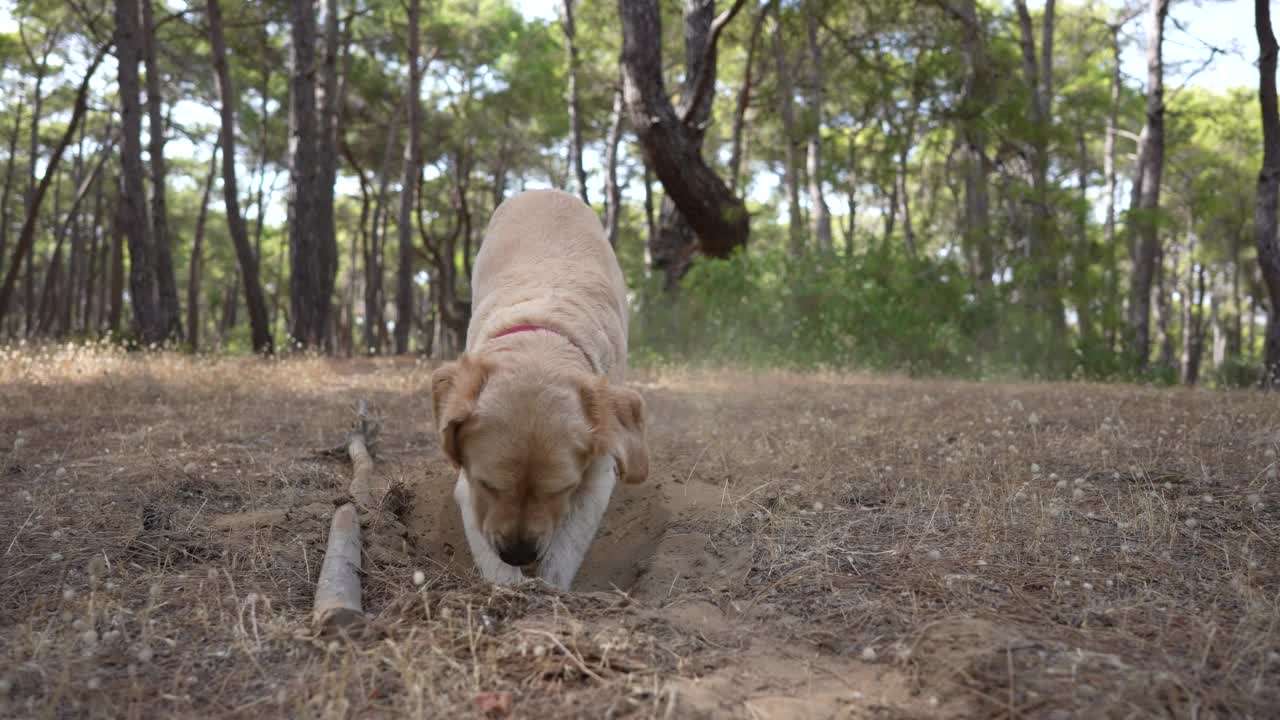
[537,456,617,591]
[454,473,526,586]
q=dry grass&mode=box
[1,344,1278,719]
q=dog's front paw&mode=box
[483,562,528,587]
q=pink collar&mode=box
[493,324,550,339]
[490,324,598,373]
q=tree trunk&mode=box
[729,2,771,193]
[22,44,52,336]
[115,0,167,344]
[953,0,993,300]
[1128,0,1171,371]
[394,0,422,354]
[561,0,589,205]
[1075,132,1095,346]
[1257,0,1280,387]
[0,99,24,291]
[771,6,804,257]
[288,0,325,349]
[142,0,182,341]
[108,184,125,335]
[1154,244,1175,370]
[603,80,625,248]
[315,0,341,349]
[208,0,274,353]
[896,133,915,257]
[365,101,403,354]
[1103,20,1122,347]
[619,0,749,284]
[643,164,656,251]
[84,148,107,334]
[1181,235,1206,385]
[0,45,109,327]
[804,7,830,253]
[187,141,219,351]
[1014,0,1067,369]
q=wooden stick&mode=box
[347,399,387,508]
[313,502,364,628]
[312,398,389,631]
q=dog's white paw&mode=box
[483,563,528,586]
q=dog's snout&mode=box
[496,538,540,567]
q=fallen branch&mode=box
[312,399,388,632]
[313,502,364,628]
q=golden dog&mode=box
[430,189,648,590]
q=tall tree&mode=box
[141,0,181,340]
[187,141,220,351]
[619,0,750,288]
[1127,0,1170,370]
[1013,0,1067,369]
[288,0,326,348]
[0,44,109,326]
[1256,0,1280,387]
[772,4,804,256]
[560,0,589,205]
[395,0,423,354]
[804,6,831,253]
[207,0,274,353]
[115,0,165,344]
[603,80,624,248]
[316,0,341,346]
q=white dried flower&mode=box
[413,570,426,586]
[861,646,878,661]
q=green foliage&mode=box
[632,245,990,377]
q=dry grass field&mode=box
[1,346,1278,719]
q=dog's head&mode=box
[430,353,648,567]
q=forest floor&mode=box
[1,348,1278,719]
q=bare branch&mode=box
[679,0,750,127]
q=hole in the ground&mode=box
[405,468,742,595]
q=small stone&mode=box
[1184,518,1199,529]
[1247,493,1262,506]
[1083,583,1094,591]
[1055,479,1068,490]
[1028,412,1040,426]
[1071,555,1082,564]
[62,588,76,601]
[1202,494,1214,504]
[1073,488,1085,500]
[860,646,878,661]
[812,501,824,512]
[413,570,426,586]
[183,463,197,475]
[80,629,99,646]
[49,552,64,562]
[55,467,67,479]
[136,646,153,663]
[1163,482,1174,491]
[1031,463,1041,474]
[1074,477,1086,487]
[927,549,941,561]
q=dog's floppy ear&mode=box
[430,353,491,466]
[581,376,649,484]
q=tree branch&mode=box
[679,0,750,127]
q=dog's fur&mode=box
[430,189,648,591]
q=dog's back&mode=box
[466,189,629,380]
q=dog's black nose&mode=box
[497,539,539,567]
